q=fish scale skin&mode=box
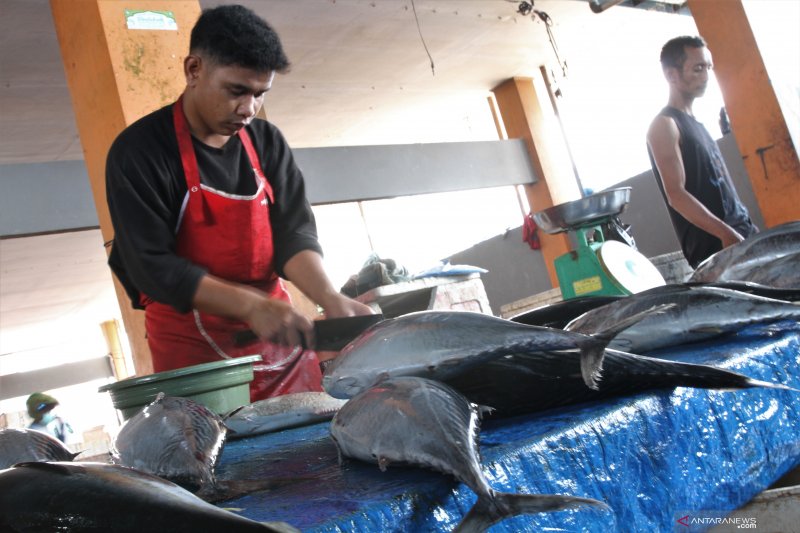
[0,428,77,469]
[111,395,227,491]
[323,311,604,398]
[690,221,800,283]
[330,377,608,532]
[224,392,348,438]
[331,377,492,498]
[565,285,800,353]
[0,462,297,532]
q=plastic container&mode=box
[98,355,261,420]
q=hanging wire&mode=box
[534,9,568,78]
[516,2,568,78]
[410,0,435,76]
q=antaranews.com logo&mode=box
[674,511,757,531]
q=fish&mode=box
[445,347,795,418]
[224,392,348,439]
[509,295,624,329]
[694,280,800,302]
[0,427,79,469]
[111,393,227,492]
[564,284,800,354]
[723,251,800,289]
[323,307,670,398]
[690,220,800,283]
[329,376,609,532]
[0,461,299,533]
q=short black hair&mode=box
[660,35,706,70]
[190,4,290,72]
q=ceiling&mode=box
[0,0,689,166]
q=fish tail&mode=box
[662,361,798,392]
[453,491,609,533]
[579,303,677,390]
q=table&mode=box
[217,320,800,532]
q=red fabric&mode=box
[144,96,323,401]
[523,213,541,250]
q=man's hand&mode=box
[718,226,745,249]
[192,274,314,348]
[242,294,315,348]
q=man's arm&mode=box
[191,274,315,348]
[646,115,744,248]
[283,250,375,319]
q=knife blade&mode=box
[232,314,384,351]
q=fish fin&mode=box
[476,405,495,420]
[579,303,675,390]
[453,492,609,533]
[13,462,74,475]
[223,404,247,420]
[579,345,605,391]
[592,303,676,343]
[258,521,302,533]
[742,379,800,393]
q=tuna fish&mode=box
[224,392,348,439]
[111,393,227,492]
[329,376,608,532]
[323,308,669,398]
[445,348,795,418]
[509,295,624,329]
[724,251,800,289]
[564,284,800,354]
[0,428,78,469]
[0,461,299,532]
[690,220,800,283]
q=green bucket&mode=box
[98,355,262,420]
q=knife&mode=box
[232,314,384,351]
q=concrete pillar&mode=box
[492,76,580,287]
[689,0,800,227]
[50,0,202,375]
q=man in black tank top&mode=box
[646,36,757,268]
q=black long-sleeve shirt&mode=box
[106,103,322,313]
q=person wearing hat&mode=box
[26,392,73,443]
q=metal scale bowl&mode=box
[533,187,665,300]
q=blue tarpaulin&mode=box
[217,321,800,532]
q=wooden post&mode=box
[492,77,580,287]
[688,0,800,227]
[51,1,202,375]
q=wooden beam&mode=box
[50,1,202,376]
[492,77,579,288]
[688,0,800,227]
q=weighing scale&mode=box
[533,187,665,300]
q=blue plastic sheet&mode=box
[217,320,800,532]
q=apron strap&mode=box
[172,96,207,224]
[238,128,275,205]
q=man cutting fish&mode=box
[647,35,758,268]
[105,4,372,401]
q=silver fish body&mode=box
[446,348,793,418]
[0,461,298,533]
[0,428,78,469]
[565,285,800,354]
[224,392,348,439]
[323,309,661,398]
[111,393,227,492]
[330,376,607,532]
[728,251,800,289]
[690,221,800,283]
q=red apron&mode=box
[143,96,323,401]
